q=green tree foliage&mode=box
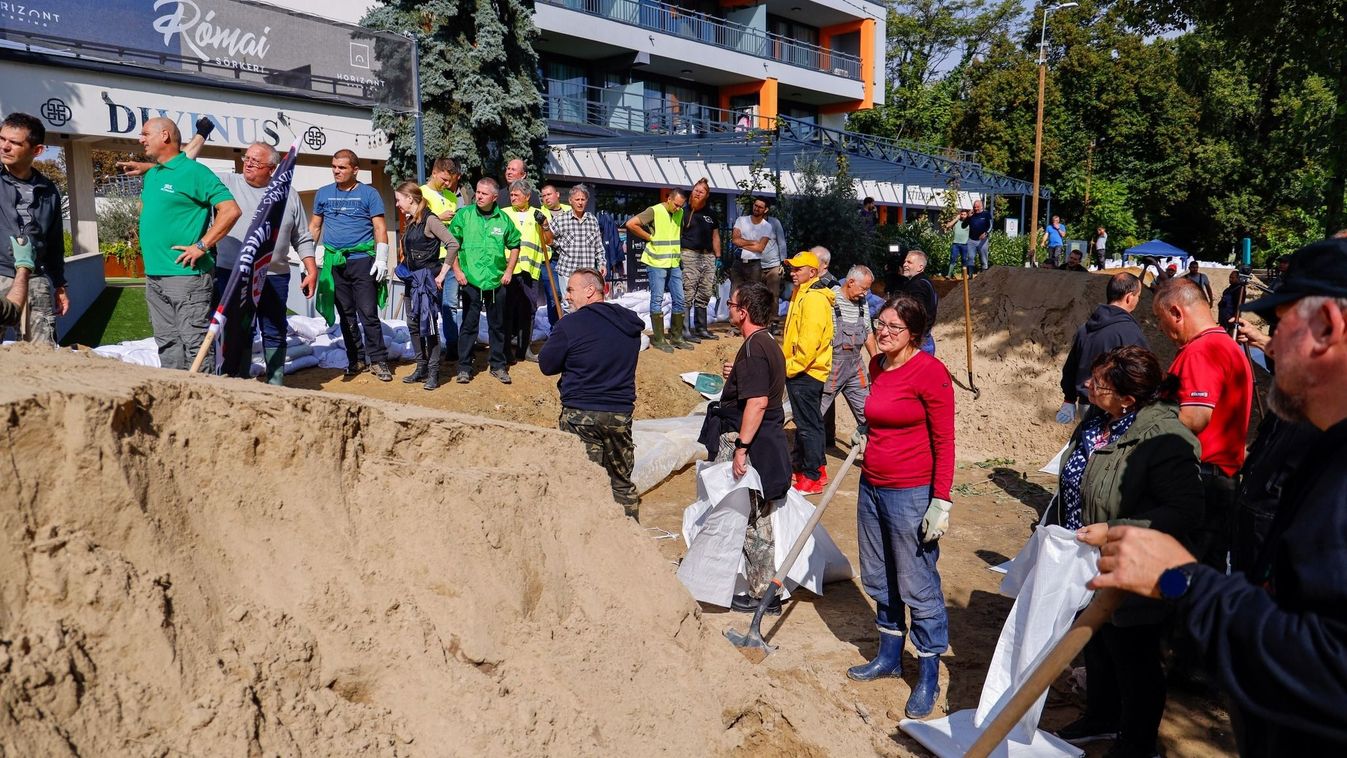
[849,0,1345,262]
[776,155,877,276]
[363,0,548,184]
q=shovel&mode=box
[724,444,861,656]
[959,265,981,399]
[964,588,1122,758]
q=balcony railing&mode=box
[538,0,862,79]
[543,79,980,165]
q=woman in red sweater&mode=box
[846,294,955,720]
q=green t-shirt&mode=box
[139,152,234,276]
[447,203,521,290]
[951,218,970,244]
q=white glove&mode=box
[921,498,952,543]
[371,242,389,282]
[1056,401,1076,424]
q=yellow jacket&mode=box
[783,275,835,382]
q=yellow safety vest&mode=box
[420,183,459,260]
[509,205,551,278]
[640,203,683,269]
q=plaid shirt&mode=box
[549,210,605,279]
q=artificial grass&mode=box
[61,283,153,347]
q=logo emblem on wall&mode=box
[40,98,72,127]
[350,42,371,70]
[303,126,327,151]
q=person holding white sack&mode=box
[1047,345,1204,757]
[847,293,955,721]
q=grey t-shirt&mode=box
[3,170,37,236]
[215,172,315,275]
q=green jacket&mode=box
[447,203,521,290]
[1051,402,1204,625]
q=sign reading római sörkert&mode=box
[0,0,415,111]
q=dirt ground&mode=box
[279,271,1240,757]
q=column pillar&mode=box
[66,140,100,256]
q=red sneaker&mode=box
[817,466,829,487]
[795,475,825,495]
[790,471,804,491]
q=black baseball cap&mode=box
[1243,237,1347,319]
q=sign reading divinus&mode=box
[0,0,415,111]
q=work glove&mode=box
[372,243,389,282]
[850,426,867,453]
[10,236,34,270]
[195,116,215,140]
[1055,401,1076,424]
[920,499,952,543]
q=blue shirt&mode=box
[1047,223,1066,246]
[313,182,385,254]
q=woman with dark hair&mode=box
[846,294,955,720]
[394,179,459,390]
[1050,345,1204,756]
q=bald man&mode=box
[137,116,241,370]
[1153,278,1253,568]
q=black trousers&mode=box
[333,256,387,364]
[1084,621,1167,753]
[458,282,506,373]
[1197,467,1237,570]
[786,374,825,480]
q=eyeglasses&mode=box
[242,158,274,168]
[726,300,743,310]
[873,320,908,334]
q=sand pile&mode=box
[931,267,1177,464]
[0,346,896,757]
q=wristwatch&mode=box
[1158,564,1196,600]
[733,437,752,450]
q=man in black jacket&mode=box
[899,249,938,354]
[1057,272,1148,423]
[0,112,67,344]
[1091,237,1347,755]
[539,268,645,520]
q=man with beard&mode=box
[1090,237,1347,755]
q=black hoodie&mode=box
[539,301,645,413]
[1060,303,1150,403]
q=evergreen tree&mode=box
[363,0,549,185]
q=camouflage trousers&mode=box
[716,432,776,597]
[0,274,56,345]
[559,407,640,519]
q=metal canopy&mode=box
[550,117,1048,200]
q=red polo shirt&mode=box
[1168,327,1252,476]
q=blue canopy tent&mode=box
[1123,240,1191,260]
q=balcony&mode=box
[537,0,862,79]
[543,78,979,166]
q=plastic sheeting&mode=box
[900,525,1097,758]
[630,414,709,494]
[677,461,853,606]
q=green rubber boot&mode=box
[650,312,673,353]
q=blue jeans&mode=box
[439,272,459,354]
[258,273,289,384]
[647,265,684,315]
[857,477,949,655]
[540,262,562,327]
[947,243,969,276]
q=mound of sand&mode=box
[932,268,1177,464]
[0,347,895,757]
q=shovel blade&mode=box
[723,624,776,654]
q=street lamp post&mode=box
[1026,2,1077,267]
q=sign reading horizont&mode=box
[0,0,415,111]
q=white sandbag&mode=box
[899,525,1096,758]
[631,414,708,494]
[532,305,552,340]
[678,461,853,606]
[288,315,330,340]
[1039,440,1071,476]
[284,354,320,374]
[900,710,1082,758]
[713,279,731,321]
[316,346,350,369]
